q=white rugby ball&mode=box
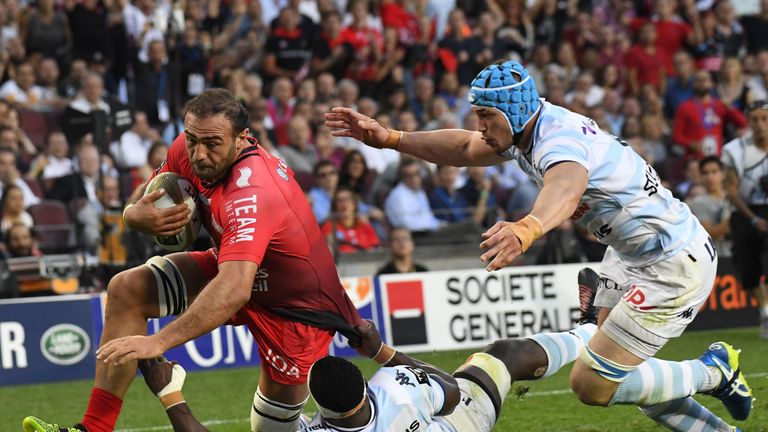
[145,172,201,252]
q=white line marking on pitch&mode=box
[116,372,768,432]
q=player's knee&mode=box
[569,367,613,406]
[106,269,152,315]
[250,387,306,432]
[483,338,547,380]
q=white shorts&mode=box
[435,378,496,432]
[594,226,718,359]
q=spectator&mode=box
[266,77,294,147]
[26,131,73,181]
[64,0,111,63]
[551,41,580,91]
[36,57,68,103]
[134,39,177,128]
[279,115,316,174]
[664,51,696,119]
[624,23,666,97]
[178,20,209,102]
[138,140,168,183]
[321,186,380,253]
[311,10,351,80]
[741,0,768,54]
[675,158,703,199]
[62,72,114,146]
[0,184,33,234]
[429,164,472,223]
[746,50,768,103]
[47,144,104,253]
[712,0,743,58]
[436,9,474,85]
[0,62,56,109]
[458,165,499,228]
[463,11,504,84]
[688,156,731,258]
[262,7,313,81]
[5,223,41,258]
[22,0,70,67]
[339,149,374,200]
[722,100,768,338]
[673,70,747,158]
[717,57,749,111]
[0,148,40,208]
[631,0,701,77]
[309,160,338,224]
[384,159,443,235]
[375,227,428,275]
[565,71,604,108]
[410,75,435,125]
[46,144,101,207]
[110,111,159,169]
[640,114,669,168]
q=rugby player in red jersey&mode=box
[23,89,364,432]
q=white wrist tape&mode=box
[157,363,187,409]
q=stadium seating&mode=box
[28,200,76,253]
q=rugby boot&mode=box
[577,267,600,325]
[699,342,754,421]
[22,417,87,432]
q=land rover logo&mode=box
[40,324,91,366]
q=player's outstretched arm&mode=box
[480,162,588,271]
[97,261,257,366]
[351,320,461,416]
[325,107,505,167]
[139,357,209,432]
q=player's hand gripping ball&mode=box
[144,172,201,251]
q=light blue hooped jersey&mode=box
[500,101,699,266]
[301,366,452,432]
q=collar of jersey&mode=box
[321,390,377,432]
[200,140,260,189]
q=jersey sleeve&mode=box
[534,130,592,174]
[217,184,288,265]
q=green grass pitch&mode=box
[2,327,766,431]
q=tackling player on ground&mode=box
[23,89,364,432]
[132,269,746,431]
[325,60,753,431]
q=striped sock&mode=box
[640,397,734,431]
[610,358,720,406]
[527,323,597,378]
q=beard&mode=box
[694,88,711,98]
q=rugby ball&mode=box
[145,172,201,252]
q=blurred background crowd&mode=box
[0,0,764,297]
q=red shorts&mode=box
[189,249,334,385]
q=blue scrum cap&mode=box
[468,60,540,134]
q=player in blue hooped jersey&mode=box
[324,61,753,431]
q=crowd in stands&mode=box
[0,0,765,296]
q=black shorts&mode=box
[730,207,768,290]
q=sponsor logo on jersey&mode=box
[571,202,590,220]
[405,367,430,385]
[395,369,415,387]
[40,324,90,366]
[277,158,289,182]
[225,195,258,244]
[236,167,252,189]
[252,267,269,293]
